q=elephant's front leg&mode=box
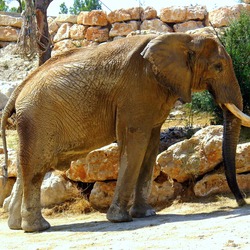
[106,125,152,223]
[130,126,161,218]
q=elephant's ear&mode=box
[141,33,194,103]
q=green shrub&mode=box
[220,12,250,113]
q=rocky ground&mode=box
[1,196,250,249]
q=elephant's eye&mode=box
[214,63,223,72]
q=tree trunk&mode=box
[35,0,53,65]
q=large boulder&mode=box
[53,23,73,43]
[54,14,78,24]
[173,20,203,32]
[0,14,22,28]
[77,10,108,26]
[85,26,110,42]
[109,21,140,37]
[157,126,223,183]
[0,26,19,42]
[107,7,144,24]
[160,5,207,23]
[66,143,161,183]
[140,19,173,33]
[209,4,250,27]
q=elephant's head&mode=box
[142,33,250,206]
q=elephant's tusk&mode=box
[224,103,250,127]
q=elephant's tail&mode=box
[1,80,27,185]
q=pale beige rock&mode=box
[209,4,250,27]
[194,173,250,197]
[0,148,17,177]
[236,143,250,174]
[67,143,161,183]
[107,7,144,24]
[54,14,77,24]
[160,6,187,23]
[160,5,207,23]
[41,171,79,207]
[0,177,15,206]
[0,26,19,42]
[53,23,72,43]
[85,26,109,42]
[89,179,177,212]
[109,21,140,37]
[52,39,86,56]
[67,143,119,182]
[157,126,223,183]
[243,0,250,3]
[186,5,207,21]
[0,14,22,28]
[173,20,203,32]
[77,10,108,26]
[70,24,88,40]
[141,6,157,20]
[140,19,173,33]
[48,19,59,35]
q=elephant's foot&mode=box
[130,203,156,218]
[106,204,133,223]
[22,215,50,232]
[8,216,22,230]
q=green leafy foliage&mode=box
[220,12,250,114]
[0,0,9,11]
[59,2,68,14]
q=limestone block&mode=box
[185,26,223,39]
[194,173,250,197]
[85,26,109,42]
[157,126,223,183]
[160,5,207,23]
[140,19,173,33]
[66,143,161,183]
[48,19,59,35]
[77,10,108,26]
[236,143,250,174]
[160,6,187,23]
[54,14,77,24]
[52,39,81,56]
[53,23,72,43]
[0,148,17,178]
[41,171,79,207]
[186,5,207,21]
[141,6,157,20]
[109,21,140,37]
[0,14,23,28]
[107,7,144,24]
[70,24,88,40]
[209,4,250,27]
[0,26,19,42]
[173,20,203,32]
[0,177,15,206]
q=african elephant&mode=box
[1,33,250,232]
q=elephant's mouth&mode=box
[224,103,250,127]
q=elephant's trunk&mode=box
[223,107,246,206]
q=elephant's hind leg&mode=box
[130,126,161,218]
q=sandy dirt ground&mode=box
[1,197,250,250]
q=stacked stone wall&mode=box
[0,3,249,54]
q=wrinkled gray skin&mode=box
[1,33,246,232]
